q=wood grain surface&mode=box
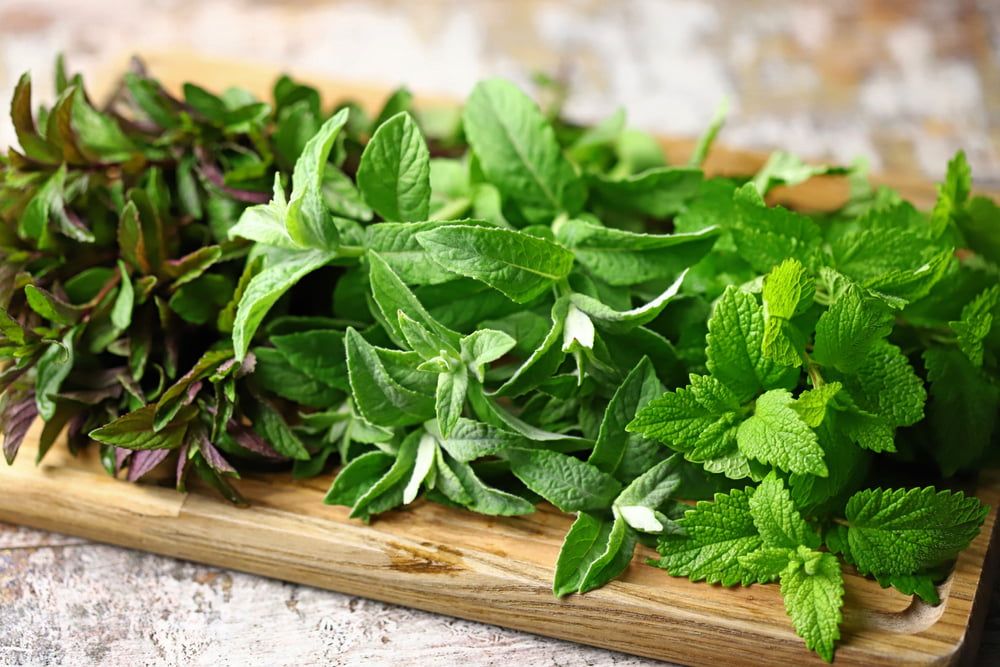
[1,53,997,666]
[1,418,998,666]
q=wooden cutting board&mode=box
[1,53,998,666]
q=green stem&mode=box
[430,197,472,221]
[336,244,367,259]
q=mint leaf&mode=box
[435,365,468,437]
[462,78,584,222]
[554,513,634,596]
[34,332,75,421]
[324,450,394,507]
[357,111,431,222]
[706,286,796,402]
[628,374,743,467]
[930,150,971,237]
[613,456,683,533]
[270,329,349,391]
[748,473,819,549]
[344,328,434,427]
[437,418,530,462]
[949,284,999,367]
[846,487,988,575]
[588,167,702,218]
[780,548,844,663]
[812,283,894,373]
[440,454,535,516]
[232,249,335,359]
[653,487,764,586]
[230,175,297,248]
[460,328,516,381]
[737,389,826,477]
[508,449,622,512]
[368,250,459,348]
[837,341,926,434]
[569,269,687,332]
[365,221,468,285]
[554,218,716,287]
[590,357,664,480]
[924,348,999,475]
[90,403,189,451]
[752,151,848,195]
[761,258,813,367]
[730,184,822,272]
[286,108,349,249]
[416,225,574,303]
[491,299,568,397]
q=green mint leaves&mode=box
[463,78,585,222]
[357,111,431,222]
[2,62,995,664]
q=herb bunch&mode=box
[2,59,998,662]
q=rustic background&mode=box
[1,0,998,665]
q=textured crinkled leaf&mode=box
[789,421,868,514]
[838,341,925,430]
[706,286,797,401]
[949,284,998,367]
[737,389,826,476]
[653,487,765,586]
[923,348,999,475]
[846,487,988,575]
[628,374,742,464]
[762,259,813,366]
[748,473,819,549]
[780,549,844,663]
[812,284,894,373]
[930,150,971,237]
[730,184,822,272]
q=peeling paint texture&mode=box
[0,0,999,664]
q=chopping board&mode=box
[0,53,997,666]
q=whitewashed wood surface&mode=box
[0,521,662,666]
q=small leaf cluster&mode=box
[2,59,998,662]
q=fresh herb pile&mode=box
[2,59,998,662]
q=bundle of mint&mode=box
[2,59,997,661]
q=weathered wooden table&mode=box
[1,1,999,665]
